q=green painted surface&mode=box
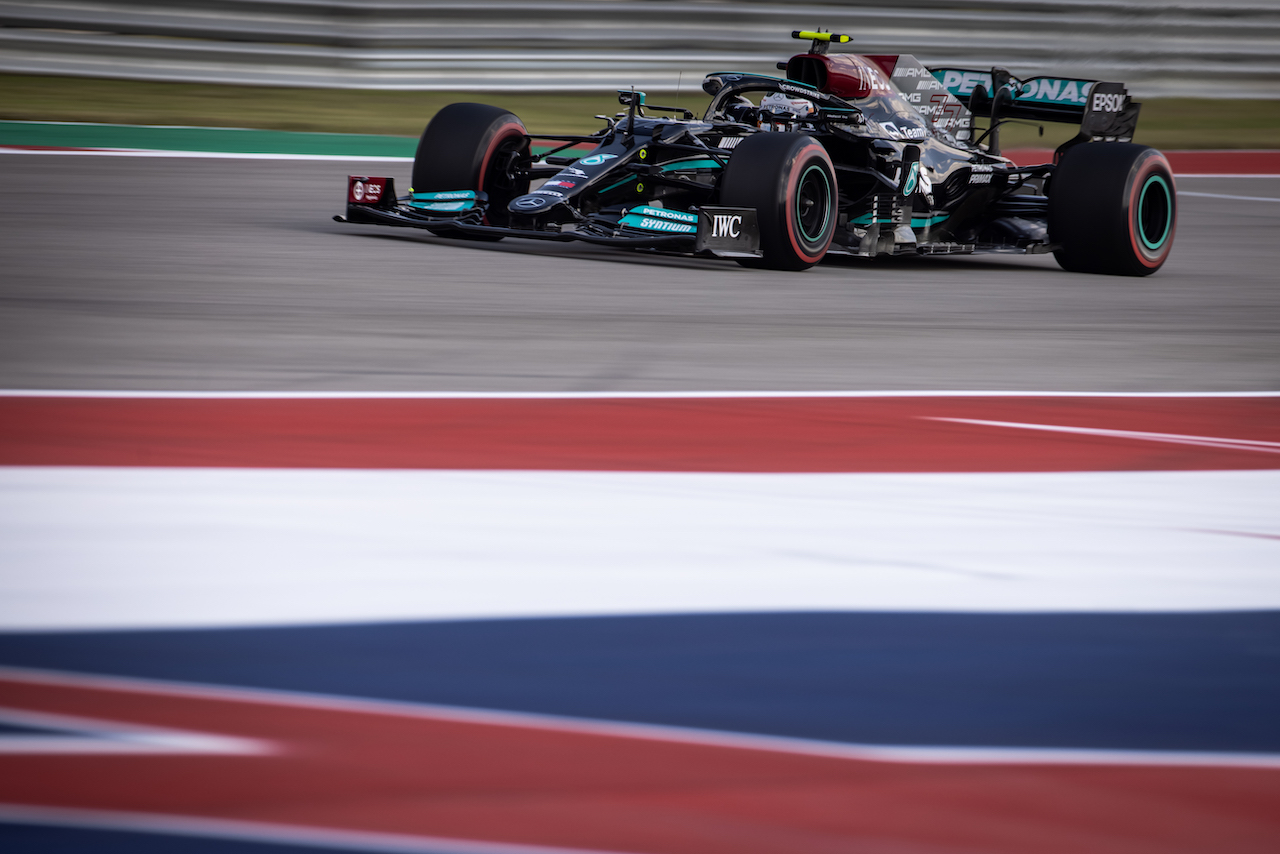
[0,120,418,157]
[0,121,585,160]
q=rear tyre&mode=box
[720,132,837,270]
[412,103,530,234]
[1049,142,1176,276]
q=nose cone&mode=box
[508,193,560,214]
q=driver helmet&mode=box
[759,92,815,118]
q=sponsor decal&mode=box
[531,189,565,197]
[541,180,578,189]
[780,82,819,97]
[513,196,551,210]
[411,190,475,201]
[939,70,989,97]
[893,65,932,79]
[349,177,389,204]
[717,137,744,149]
[935,71,1093,107]
[1092,91,1125,113]
[902,162,920,196]
[968,165,994,185]
[640,217,695,233]
[1019,78,1088,106]
[619,213,697,234]
[561,167,590,178]
[696,205,760,256]
[880,121,928,141]
[711,213,743,238]
[634,206,699,225]
[578,153,618,166]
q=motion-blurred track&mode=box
[1,153,1278,392]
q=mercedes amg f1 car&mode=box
[337,30,1176,276]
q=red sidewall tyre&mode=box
[721,133,837,270]
[1125,152,1177,271]
[1049,142,1177,277]
[412,103,530,230]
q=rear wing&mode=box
[929,67,1140,153]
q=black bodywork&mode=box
[338,36,1144,265]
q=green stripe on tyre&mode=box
[1138,174,1172,251]
[796,164,831,244]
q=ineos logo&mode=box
[352,181,383,202]
[712,214,742,238]
[1092,92,1124,113]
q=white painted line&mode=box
[2,389,1280,399]
[5,666,1279,770]
[4,148,1280,177]
[0,706,271,756]
[1177,174,1280,179]
[3,468,1278,628]
[0,148,412,162]
[0,804,624,854]
[1179,190,1280,202]
[926,417,1280,454]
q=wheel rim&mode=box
[1137,174,1172,252]
[795,164,832,244]
[486,135,525,197]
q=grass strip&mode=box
[3,74,1277,150]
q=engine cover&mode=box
[785,53,893,100]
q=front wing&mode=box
[336,176,763,258]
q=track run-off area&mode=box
[1,130,1279,853]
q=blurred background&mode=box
[2,3,1280,854]
[2,0,1279,145]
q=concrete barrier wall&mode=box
[2,0,1278,97]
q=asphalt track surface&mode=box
[2,151,1280,854]
[1,153,1278,392]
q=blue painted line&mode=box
[0,822,414,854]
[2,611,1278,753]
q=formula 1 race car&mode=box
[337,30,1176,275]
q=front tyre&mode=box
[412,103,529,232]
[720,133,837,270]
[1049,142,1176,276]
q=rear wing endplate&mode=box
[929,68,1140,152]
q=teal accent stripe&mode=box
[412,191,476,201]
[601,176,638,193]
[850,212,949,228]
[408,200,476,212]
[1138,175,1173,251]
[659,158,722,172]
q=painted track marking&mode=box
[1179,190,1280,203]
[926,417,1280,454]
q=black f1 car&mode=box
[337,30,1176,276]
